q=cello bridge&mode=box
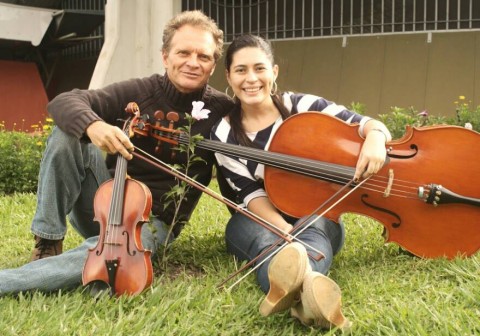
[383,169,394,197]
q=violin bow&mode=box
[131,147,324,256]
[126,108,373,290]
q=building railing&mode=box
[60,0,105,60]
[182,0,480,41]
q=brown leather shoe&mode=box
[31,235,63,261]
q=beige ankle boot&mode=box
[259,242,312,316]
[290,272,352,330]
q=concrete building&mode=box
[1,0,479,130]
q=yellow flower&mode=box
[459,95,465,100]
[31,124,39,128]
[46,118,53,123]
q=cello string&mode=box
[172,128,427,193]
[148,127,427,201]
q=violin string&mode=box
[110,154,125,255]
[108,155,118,255]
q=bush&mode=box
[0,121,52,194]
[378,106,449,140]
[352,96,480,140]
[452,96,480,131]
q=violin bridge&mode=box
[383,169,394,197]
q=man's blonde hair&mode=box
[162,10,224,62]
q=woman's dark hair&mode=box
[225,34,290,147]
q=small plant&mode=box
[348,101,367,115]
[450,96,480,131]
[158,102,210,263]
[378,106,445,139]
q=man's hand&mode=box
[86,121,134,160]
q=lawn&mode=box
[0,181,478,335]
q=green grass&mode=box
[0,182,479,335]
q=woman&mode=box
[211,34,391,329]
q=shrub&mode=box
[370,96,479,140]
[0,120,52,194]
[452,96,480,131]
[378,106,449,139]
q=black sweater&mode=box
[47,74,234,231]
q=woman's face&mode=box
[227,47,278,108]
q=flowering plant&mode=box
[158,101,209,263]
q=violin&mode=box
[131,111,480,259]
[82,103,153,296]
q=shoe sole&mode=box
[259,242,308,316]
[302,272,351,329]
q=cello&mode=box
[82,103,153,296]
[131,111,480,260]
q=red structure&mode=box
[0,60,49,132]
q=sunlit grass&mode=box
[0,181,478,335]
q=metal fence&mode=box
[60,0,105,60]
[182,0,480,41]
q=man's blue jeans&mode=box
[0,127,172,295]
[225,212,345,293]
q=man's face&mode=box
[162,25,217,93]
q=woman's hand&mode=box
[353,121,391,181]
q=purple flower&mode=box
[418,110,428,117]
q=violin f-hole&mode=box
[122,230,137,256]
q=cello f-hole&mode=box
[387,144,419,159]
[360,194,402,228]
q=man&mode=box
[0,10,233,295]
